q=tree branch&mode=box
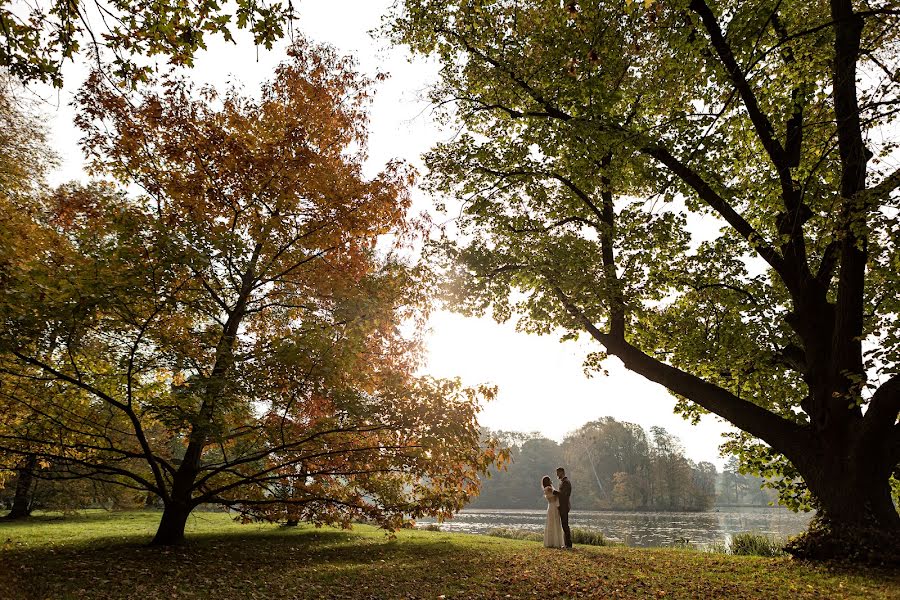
[642,144,789,281]
[689,0,790,179]
[549,283,806,455]
[863,374,900,442]
[856,164,900,207]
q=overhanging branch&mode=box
[549,283,806,455]
[856,165,900,207]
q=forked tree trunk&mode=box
[147,259,256,547]
[567,291,899,560]
[5,454,38,520]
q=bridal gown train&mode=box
[543,485,565,548]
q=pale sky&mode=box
[34,0,734,467]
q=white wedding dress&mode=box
[543,485,565,548]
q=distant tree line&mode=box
[717,456,778,507]
[470,418,774,512]
[2,416,777,515]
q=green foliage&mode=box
[697,533,784,557]
[570,527,609,546]
[728,532,785,557]
[721,432,814,512]
[486,526,543,542]
[717,456,779,507]
[673,536,694,549]
[785,517,900,565]
[469,431,564,509]
[702,540,729,554]
[0,473,146,514]
[0,1,295,87]
[486,526,609,547]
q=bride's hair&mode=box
[541,476,552,488]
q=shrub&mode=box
[728,532,785,557]
[571,528,608,546]
[486,527,609,546]
[417,523,442,532]
[703,541,728,554]
[486,527,543,542]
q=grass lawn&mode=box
[1,511,897,599]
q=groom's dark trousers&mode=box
[558,477,572,547]
[559,508,572,548]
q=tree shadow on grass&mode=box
[0,512,77,524]
[7,528,900,600]
[2,527,486,600]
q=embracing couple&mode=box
[541,467,572,549]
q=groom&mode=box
[553,467,572,548]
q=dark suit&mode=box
[555,477,572,547]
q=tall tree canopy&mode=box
[0,0,294,86]
[0,79,59,519]
[391,0,900,560]
[0,40,503,545]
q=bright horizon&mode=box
[34,0,734,468]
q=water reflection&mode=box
[417,507,813,548]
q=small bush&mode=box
[486,527,543,542]
[417,523,441,532]
[486,527,609,546]
[571,528,608,546]
[728,532,785,557]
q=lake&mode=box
[417,507,813,548]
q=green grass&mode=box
[1,510,898,599]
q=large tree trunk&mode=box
[148,282,252,546]
[786,426,900,562]
[560,285,900,561]
[4,454,38,520]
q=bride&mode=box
[541,476,565,548]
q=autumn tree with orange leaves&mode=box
[0,39,504,545]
